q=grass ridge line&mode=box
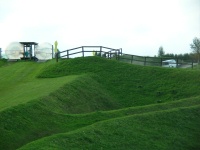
[19,104,200,150]
[17,97,200,149]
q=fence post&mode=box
[67,50,69,59]
[100,46,103,58]
[131,55,133,64]
[117,49,120,60]
[176,58,178,68]
[82,46,84,57]
[56,52,58,62]
[161,58,163,67]
[144,57,146,66]
[192,60,193,69]
[100,46,102,57]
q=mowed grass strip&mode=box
[0,61,79,111]
[0,76,79,111]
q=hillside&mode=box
[0,57,200,149]
[19,104,200,150]
[0,60,79,111]
[38,56,200,107]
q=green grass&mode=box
[0,57,200,150]
[1,93,199,149]
[0,61,79,111]
[19,105,200,150]
[38,56,200,107]
[0,75,80,111]
[0,59,7,67]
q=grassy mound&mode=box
[19,103,200,150]
[0,57,200,149]
[1,94,199,149]
[35,75,119,114]
[0,74,118,149]
[38,56,200,107]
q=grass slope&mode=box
[0,59,7,67]
[38,56,200,107]
[0,57,200,149]
[1,94,199,149]
[0,75,118,149]
[19,104,200,150]
[0,61,79,111]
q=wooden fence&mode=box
[56,46,195,68]
[57,46,122,61]
[119,54,195,68]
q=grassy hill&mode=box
[19,104,200,150]
[0,57,200,149]
[38,56,200,107]
[0,60,80,111]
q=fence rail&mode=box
[57,46,122,61]
[119,54,195,68]
[57,46,196,69]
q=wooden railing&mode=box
[118,54,195,68]
[56,46,195,68]
[56,46,122,62]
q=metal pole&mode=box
[52,45,54,59]
[100,46,102,57]
[33,44,35,57]
[23,45,25,58]
[30,44,32,60]
[56,52,58,62]
[116,50,119,60]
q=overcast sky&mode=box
[0,0,200,56]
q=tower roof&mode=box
[20,42,38,45]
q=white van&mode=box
[162,59,177,68]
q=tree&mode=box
[158,46,165,57]
[165,53,175,58]
[190,37,200,64]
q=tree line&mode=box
[158,37,200,63]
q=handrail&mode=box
[56,46,194,68]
